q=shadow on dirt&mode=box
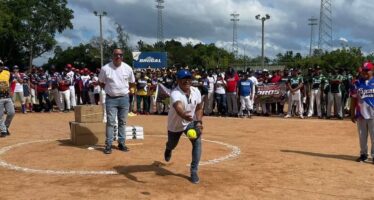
[281,150,357,162]
[114,161,190,183]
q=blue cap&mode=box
[176,69,192,79]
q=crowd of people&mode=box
[1,53,373,182]
[0,60,356,121]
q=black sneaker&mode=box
[190,172,200,184]
[0,132,6,137]
[118,143,129,152]
[356,154,368,162]
[103,146,112,154]
[6,130,10,135]
[164,149,172,162]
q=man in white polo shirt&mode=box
[164,69,204,184]
[98,48,135,154]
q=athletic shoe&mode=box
[128,112,136,117]
[190,172,200,184]
[299,115,304,119]
[103,146,112,154]
[6,130,10,135]
[164,149,172,162]
[0,132,6,137]
[284,114,291,118]
[118,143,129,152]
[356,154,368,162]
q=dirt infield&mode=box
[0,113,373,200]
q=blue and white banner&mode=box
[132,52,168,68]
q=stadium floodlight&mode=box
[94,11,107,67]
[255,14,270,69]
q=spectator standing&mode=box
[98,48,135,154]
[285,69,304,118]
[238,72,253,118]
[0,61,15,137]
[327,69,344,119]
[225,67,239,117]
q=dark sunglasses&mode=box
[113,53,123,57]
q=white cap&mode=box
[263,69,268,72]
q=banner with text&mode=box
[132,52,168,68]
[255,83,287,104]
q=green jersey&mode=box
[288,76,303,89]
[329,74,343,93]
[311,75,325,89]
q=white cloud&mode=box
[34,0,374,65]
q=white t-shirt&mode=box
[167,86,202,132]
[98,62,135,97]
[207,76,215,93]
[215,79,226,94]
[249,76,258,86]
[67,71,75,86]
[14,83,23,93]
[81,75,90,87]
[92,76,101,94]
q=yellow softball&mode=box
[186,129,197,140]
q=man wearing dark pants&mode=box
[164,69,204,184]
[98,48,135,154]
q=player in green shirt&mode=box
[326,69,344,119]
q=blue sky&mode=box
[35,0,374,65]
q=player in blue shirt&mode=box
[238,72,253,118]
[351,61,374,162]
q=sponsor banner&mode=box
[255,83,287,103]
[132,52,167,68]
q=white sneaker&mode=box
[284,114,291,118]
[299,115,304,119]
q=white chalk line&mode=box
[0,135,240,175]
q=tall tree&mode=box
[0,0,74,68]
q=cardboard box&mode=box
[70,121,106,145]
[74,105,103,123]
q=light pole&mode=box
[308,17,318,56]
[94,11,107,67]
[255,14,270,69]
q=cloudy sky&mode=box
[35,0,374,65]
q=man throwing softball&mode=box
[350,61,374,162]
[164,69,204,184]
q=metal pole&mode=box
[94,11,106,67]
[308,17,318,57]
[261,18,265,69]
[99,15,103,67]
[309,23,313,56]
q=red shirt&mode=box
[271,75,282,83]
[225,73,239,92]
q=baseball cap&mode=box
[176,69,192,79]
[66,64,72,68]
[362,61,373,71]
